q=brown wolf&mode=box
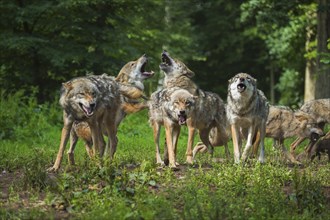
[149,86,227,168]
[67,55,154,165]
[149,87,197,168]
[290,98,330,157]
[253,105,324,164]
[149,51,228,168]
[227,73,269,163]
[47,74,121,172]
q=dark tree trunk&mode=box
[315,0,330,99]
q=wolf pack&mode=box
[47,51,330,172]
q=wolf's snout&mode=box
[90,103,96,111]
[179,110,186,115]
[239,77,245,82]
[311,132,321,142]
[80,102,96,117]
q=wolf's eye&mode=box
[185,101,191,106]
[247,77,251,81]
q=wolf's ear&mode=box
[62,81,73,91]
[185,69,195,78]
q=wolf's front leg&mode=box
[241,126,254,162]
[152,122,164,165]
[231,124,241,163]
[164,121,177,169]
[186,125,196,164]
[48,113,73,172]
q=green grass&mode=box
[0,92,329,219]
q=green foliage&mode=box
[276,69,304,107]
[0,90,62,141]
[241,0,316,104]
[320,38,330,65]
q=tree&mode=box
[240,0,316,106]
[315,0,330,99]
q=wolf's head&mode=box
[60,78,100,118]
[166,89,196,125]
[116,54,154,90]
[159,50,194,78]
[228,73,257,100]
[294,111,324,140]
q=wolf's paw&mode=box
[169,164,180,171]
[186,156,193,164]
[156,160,166,167]
[47,166,59,173]
[258,156,265,164]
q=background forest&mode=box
[1,0,329,107]
[1,1,330,219]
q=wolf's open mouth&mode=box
[140,59,155,78]
[237,83,246,93]
[178,114,187,125]
[161,52,172,66]
[79,103,95,117]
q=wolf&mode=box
[67,55,154,165]
[47,74,121,172]
[149,86,227,168]
[252,105,324,164]
[227,73,269,163]
[290,98,330,157]
[310,132,330,162]
[150,51,228,167]
[149,87,197,168]
[192,124,230,159]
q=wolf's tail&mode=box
[122,102,148,114]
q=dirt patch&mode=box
[0,170,70,219]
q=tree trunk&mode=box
[157,1,170,91]
[304,10,316,102]
[270,65,275,105]
[315,0,330,99]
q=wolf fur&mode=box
[227,73,269,163]
[253,105,324,164]
[149,87,197,168]
[149,86,227,168]
[150,51,228,167]
[290,98,330,156]
[310,132,330,162]
[67,55,154,165]
[48,74,121,172]
[192,123,230,159]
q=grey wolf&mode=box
[67,55,154,165]
[149,87,197,168]
[310,131,330,162]
[253,105,324,164]
[227,73,269,163]
[47,74,121,172]
[290,98,330,157]
[149,86,227,168]
[150,51,228,168]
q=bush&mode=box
[0,90,62,141]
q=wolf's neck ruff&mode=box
[228,88,257,117]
